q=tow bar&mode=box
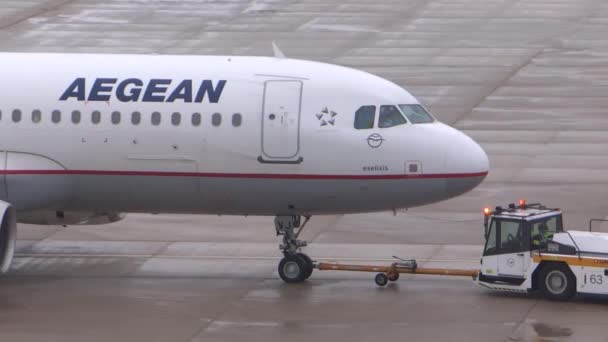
[315,257,479,287]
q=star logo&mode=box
[316,107,338,126]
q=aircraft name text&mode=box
[362,165,389,172]
[60,78,227,103]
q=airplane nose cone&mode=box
[444,127,489,198]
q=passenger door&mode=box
[260,80,303,162]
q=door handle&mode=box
[517,253,525,257]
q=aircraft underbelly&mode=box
[2,152,71,211]
[127,158,200,212]
[49,174,471,215]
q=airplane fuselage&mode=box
[0,53,488,217]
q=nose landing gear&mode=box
[275,215,313,283]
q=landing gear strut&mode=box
[275,215,313,283]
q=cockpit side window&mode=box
[398,104,435,124]
[378,105,407,128]
[354,105,376,129]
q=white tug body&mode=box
[478,202,608,300]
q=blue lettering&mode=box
[88,78,117,101]
[166,80,193,103]
[142,79,171,102]
[61,78,226,103]
[195,80,226,103]
[59,78,86,101]
[116,78,143,102]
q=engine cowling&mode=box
[0,201,17,274]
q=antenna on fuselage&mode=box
[272,41,286,59]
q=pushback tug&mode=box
[477,200,608,300]
[316,200,608,301]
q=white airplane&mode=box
[0,51,489,283]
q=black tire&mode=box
[296,253,313,280]
[375,273,389,287]
[388,272,400,282]
[539,263,576,301]
[278,255,306,283]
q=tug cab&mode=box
[478,200,608,300]
[480,201,564,284]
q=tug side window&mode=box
[531,216,562,248]
[354,105,376,129]
[483,219,527,256]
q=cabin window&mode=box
[32,110,42,123]
[151,112,161,126]
[379,105,407,128]
[171,112,181,126]
[212,113,222,127]
[111,111,121,125]
[232,113,242,127]
[12,109,21,123]
[92,111,101,124]
[354,106,375,129]
[398,104,435,124]
[131,112,141,125]
[191,113,201,127]
[72,110,81,124]
[52,110,61,124]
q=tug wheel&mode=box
[375,273,389,287]
[388,272,400,282]
[539,263,576,301]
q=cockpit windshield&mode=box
[379,105,407,128]
[398,104,435,124]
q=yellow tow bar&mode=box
[316,260,479,286]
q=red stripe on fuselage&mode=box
[0,170,489,180]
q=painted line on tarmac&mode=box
[14,253,477,263]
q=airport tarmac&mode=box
[1,0,608,341]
